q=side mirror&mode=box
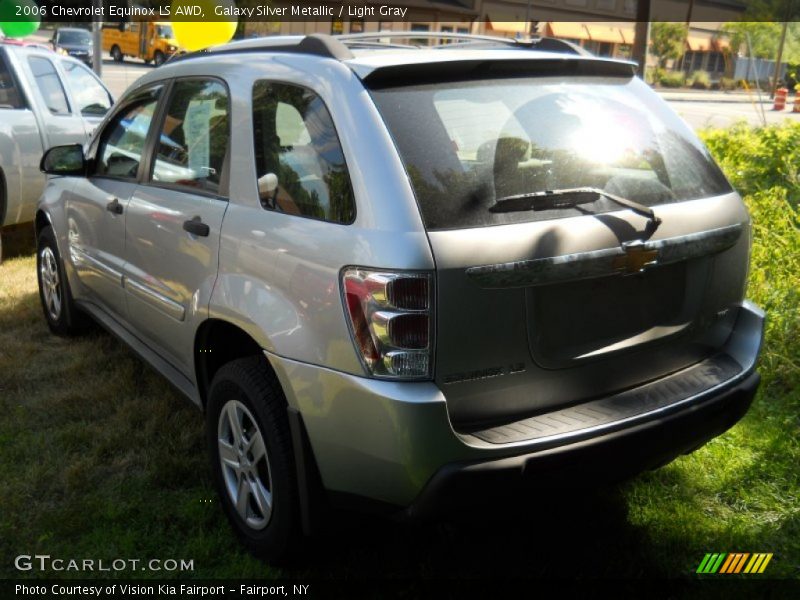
[41,144,86,176]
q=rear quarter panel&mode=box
[179,56,436,377]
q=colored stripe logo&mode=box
[696,553,773,574]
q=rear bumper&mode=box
[406,369,759,519]
[267,301,764,510]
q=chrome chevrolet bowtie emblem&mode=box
[613,240,659,275]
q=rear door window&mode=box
[28,56,70,115]
[149,79,230,196]
[370,76,732,230]
[252,81,355,224]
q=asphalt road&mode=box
[94,57,800,130]
[97,57,152,98]
[667,98,800,129]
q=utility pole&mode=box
[92,0,102,77]
[772,20,788,96]
[525,0,532,40]
[772,1,796,96]
[678,0,695,72]
[631,0,651,77]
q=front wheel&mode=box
[206,356,301,560]
[36,226,89,336]
[110,45,123,62]
[153,51,165,67]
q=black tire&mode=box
[36,226,89,336]
[110,45,123,62]
[206,356,301,560]
[153,51,165,67]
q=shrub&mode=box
[645,66,664,86]
[658,71,686,88]
[701,122,800,196]
[700,124,800,391]
[689,70,711,89]
[719,77,736,91]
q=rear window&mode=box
[370,76,732,230]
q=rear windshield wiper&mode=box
[490,187,662,234]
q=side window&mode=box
[27,57,69,115]
[95,90,161,180]
[252,81,355,224]
[61,61,112,117]
[0,51,24,109]
[150,79,229,196]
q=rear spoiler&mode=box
[357,57,637,89]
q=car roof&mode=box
[1,41,55,54]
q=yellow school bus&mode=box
[102,21,178,66]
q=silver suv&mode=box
[35,33,764,559]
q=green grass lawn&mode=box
[1,124,798,582]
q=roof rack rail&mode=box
[335,31,590,56]
[167,31,590,65]
[168,33,354,64]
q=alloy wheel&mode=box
[217,399,273,530]
[39,246,62,321]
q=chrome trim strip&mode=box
[124,278,186,322]
[466,223,743,288]
[70,245,123,287]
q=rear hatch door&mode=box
[368,62,750,428]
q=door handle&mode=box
[183,216,210,237]
[106,198,123,215]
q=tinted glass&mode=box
[62,61,111,116]
[252,81,355,224]
[28,57,69,114]
[150,79,229,195]
[0,51,24,109]
[96,91,160,179]
[370,76,732,230]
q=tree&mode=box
[722,22,782,58]
[650,22,688,68]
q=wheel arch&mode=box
[194,318,279,409]
[195,318,326,536]
[34,208,52,239]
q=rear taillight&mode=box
[342,268,433,379]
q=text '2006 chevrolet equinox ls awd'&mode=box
[35,32,764,559]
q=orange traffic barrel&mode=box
[774,87,788,110]
[793,93,800,113]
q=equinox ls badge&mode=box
[613,240,659,275]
